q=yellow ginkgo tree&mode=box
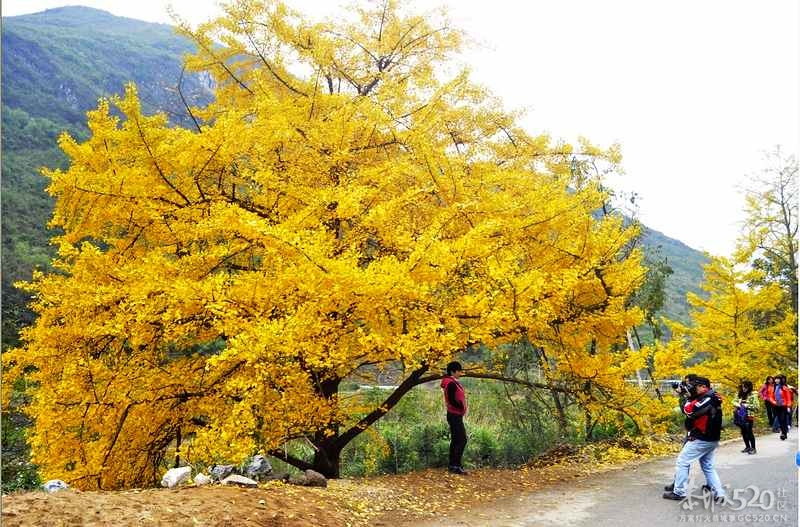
[3,0,648,488]
[653,255,796,393]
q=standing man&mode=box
[663,377,726,502]
[441,361,468,475]
[664,373,698,492]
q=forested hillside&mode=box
[1,6,212,345]
[640,226,708,325]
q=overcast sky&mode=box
[3,0,799,257]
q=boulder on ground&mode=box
[245,454,273,480]
[287,470,327,487]
[221,474,258,488]
[209,464,235,481]
[161,466,192,489]
[193,473,213,486]
[41,480,69,493]
[288,473,307,486]
[304,469,327,487]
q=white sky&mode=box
[3,0,799,257]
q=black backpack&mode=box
[707,392,724,439]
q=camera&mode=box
[671,381,689,395]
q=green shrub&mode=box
[1,412,40,493]
[464,425,500,467]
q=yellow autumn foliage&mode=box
[653,255,796,395]
[3,0,648,488]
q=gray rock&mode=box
[245,455,273,480]
[209,464,235,481]
[304,469,327,487]
[221,474,258,488]
[41,479,69,493]
[161,466,192,488]
[288,473,307,486]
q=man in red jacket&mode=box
[663,377,726,502]
[441,361,468,475]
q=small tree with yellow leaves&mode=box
[653,255,796,393]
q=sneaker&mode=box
[741,447,751,453]
[663,491,685,501]
[448,466,468,475]
[664,483,674,491]
[748,448,757,455]
[781,434,787,440]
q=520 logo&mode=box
[682,485,787,513]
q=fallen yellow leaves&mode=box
[312,436,681,526]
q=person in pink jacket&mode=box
[758,376,776,431]
[441,361,468,475]
[769,375,794,440]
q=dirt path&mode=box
[3,435,792,527]
[411,434,798,527]
[0,483,361,527]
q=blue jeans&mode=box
[673,439,725,498]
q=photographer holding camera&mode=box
[663,376,726,502]
[672,374,698,407]
[664,374,697,492]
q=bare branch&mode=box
[178,66,203,133]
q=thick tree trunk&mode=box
[281,365,430,478]
[311,436,342,478]
[551,391,569,437]
[312,377,342,477]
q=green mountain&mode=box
[640,226,708,325]
[1,6,212,345]
[0,6,706,349]
[3,6,212,125]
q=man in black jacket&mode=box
[663,377,726,502]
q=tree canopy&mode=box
[652,150,798,392]
[653,255,796,388]
[738,148,798,316]
[3,0,647,488]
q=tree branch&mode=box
[133,115,192,206]
[416,371,574,394]
[177,66,202,133]
[333,364,429,450]
[268,449,315,471]
[242,28,308,97]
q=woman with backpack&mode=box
[735,380,758,454]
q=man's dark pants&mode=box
[447,412,467,468]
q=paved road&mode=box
[419,433,798,527]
